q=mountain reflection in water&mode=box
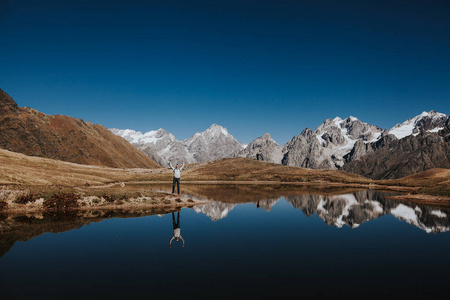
[191,189,449,234]
[1,185,450,299]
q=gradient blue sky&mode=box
[1,0,449,144]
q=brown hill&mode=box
[0,89,159,169]
[0,148,158,186]
[381,168,450,197]
[1,151,449,202]
[182,157,373,184]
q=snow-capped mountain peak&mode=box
[283,116,383,169]
[206,123,230,137]
[333,116,342,123]
[109,128,143,144]
[110,123,243,165]
[389,110,448,139]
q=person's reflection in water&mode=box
[169,211,185,248]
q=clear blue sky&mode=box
[1,0,449,144]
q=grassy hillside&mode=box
[1,150,449,200]
[182,158,373,184]
[0,88,159,169]
[381,168,450,197]
[0,148,157,186]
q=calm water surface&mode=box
[1,187,449,299]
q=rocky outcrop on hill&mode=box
[0,89,19,114]
[235,133,283,163]
[0,89,159,169]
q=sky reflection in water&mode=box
[1,189,449,299]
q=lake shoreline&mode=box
[1,179,449,213]
[121,180,450,205]
[0,189,209,213]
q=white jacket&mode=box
[169,161,184,178]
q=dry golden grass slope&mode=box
[1,151,372,186]
[0,88,159,169]
[182,158,373,184]
[380,168,450,197]
[2,150,450,199]
[0,148,157,186]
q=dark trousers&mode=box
[172,177,180,194]
[172,212,180,229]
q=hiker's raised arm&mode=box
[169,236,174,248]
[180,235,185,247]
[169,160,174,170]
[180,161,185,170]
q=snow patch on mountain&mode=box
[389,111,447,139]
[111,124,244,165]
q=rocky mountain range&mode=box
[0,89,159,169]
[112,110,449,178]
[110,124,244,165]
[282,116,383,169]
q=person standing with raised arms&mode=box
[169,160,184,194]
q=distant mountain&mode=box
[342,122,450,179]
[110,110,449,177]
[234,133,283,163]
[109,128,188,166]
[389,110,448,139]
[0,89,159,169]
[275,112,449,178]
[111,124,244,165]
[282,116,382,169]
[184,124,244,163]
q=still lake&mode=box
[1,185,449,299]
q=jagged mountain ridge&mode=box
[110,110,448,177]
[234,133,283,163]
[0,89,159,169]
[342,122,450,179]
[111,124,244,165]
[282,116,383,169]
[389,110,448,139]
